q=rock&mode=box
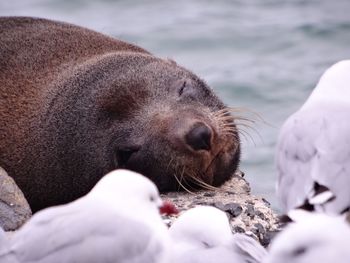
[0,167,32,231]
[233,226,245,233]
[246,204,256,219]
[223,203,243,217]
[161,171,280,247]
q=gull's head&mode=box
[265,213,350,263]
[88,169,163,214]
[305,60,350,107]
[169,206,232,249]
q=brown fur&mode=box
[0,17,240,212]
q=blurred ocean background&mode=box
[1,0,350,210]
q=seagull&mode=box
[0,169,173,263]
[169,205,267,263]
[276,60,350,214]
[264,212,350,263]
[0,227,7,248]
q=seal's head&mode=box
[38,54,240,202]
[99,56,240,192]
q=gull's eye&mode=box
[149,195,155,202]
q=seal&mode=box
[0,17,241,212]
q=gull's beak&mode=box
[159,200,179,216]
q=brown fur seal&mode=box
[0,17,240,212]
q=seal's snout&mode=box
[185,123,212,151]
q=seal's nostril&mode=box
[185,124,212,151]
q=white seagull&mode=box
[169,205,267,263]
[0,169,172,263]
[276,60,350,214]
[0,227,7,248]
[264,212,350,263]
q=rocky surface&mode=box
[0,167,32,231]
[161,171,280,247]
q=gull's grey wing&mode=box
[2,203,164,263]
[231,233,267,263]
[276,109,317,212]
[277,104,350,213]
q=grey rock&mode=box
[233,226,245,233]
[252,222,266,240]
[161,171,280,247]
[255,210,267,220]
[0,166,32,231]
[212,201,225,211]
[246,204,256,219]
[223,203,243,217]
[203,192,216,197]
[261,230,279,247]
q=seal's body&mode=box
[0,17,240,211]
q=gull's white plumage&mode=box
[169,206,266,263]
[264,212,350,263]
[0,169,170,263]
[0,227,7,251]
[276,60,350,213]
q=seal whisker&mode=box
[179,165,186,190]
[213,108,231,115]
[215,114,254,123]
[184,168,210,190]
[220,131,240,141]
[225,106,262,116]
[204,150,223,174]
[225,107,272,127]
[189,172,219,191]
[221,129,238,134]
[192,173,219,191]
[235,123,263,143]
[220,122,239,128]
[172,164,195,194]
[214,106,267,128]
[214,107,263,145]
[212,112,232,119]
[235,129,249,143]
[234,121,259,132]
[166,157,174,172]
[221,129,239,136]
[212,109,260,143]
[238,129,257,145]
[174,161,182,192]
